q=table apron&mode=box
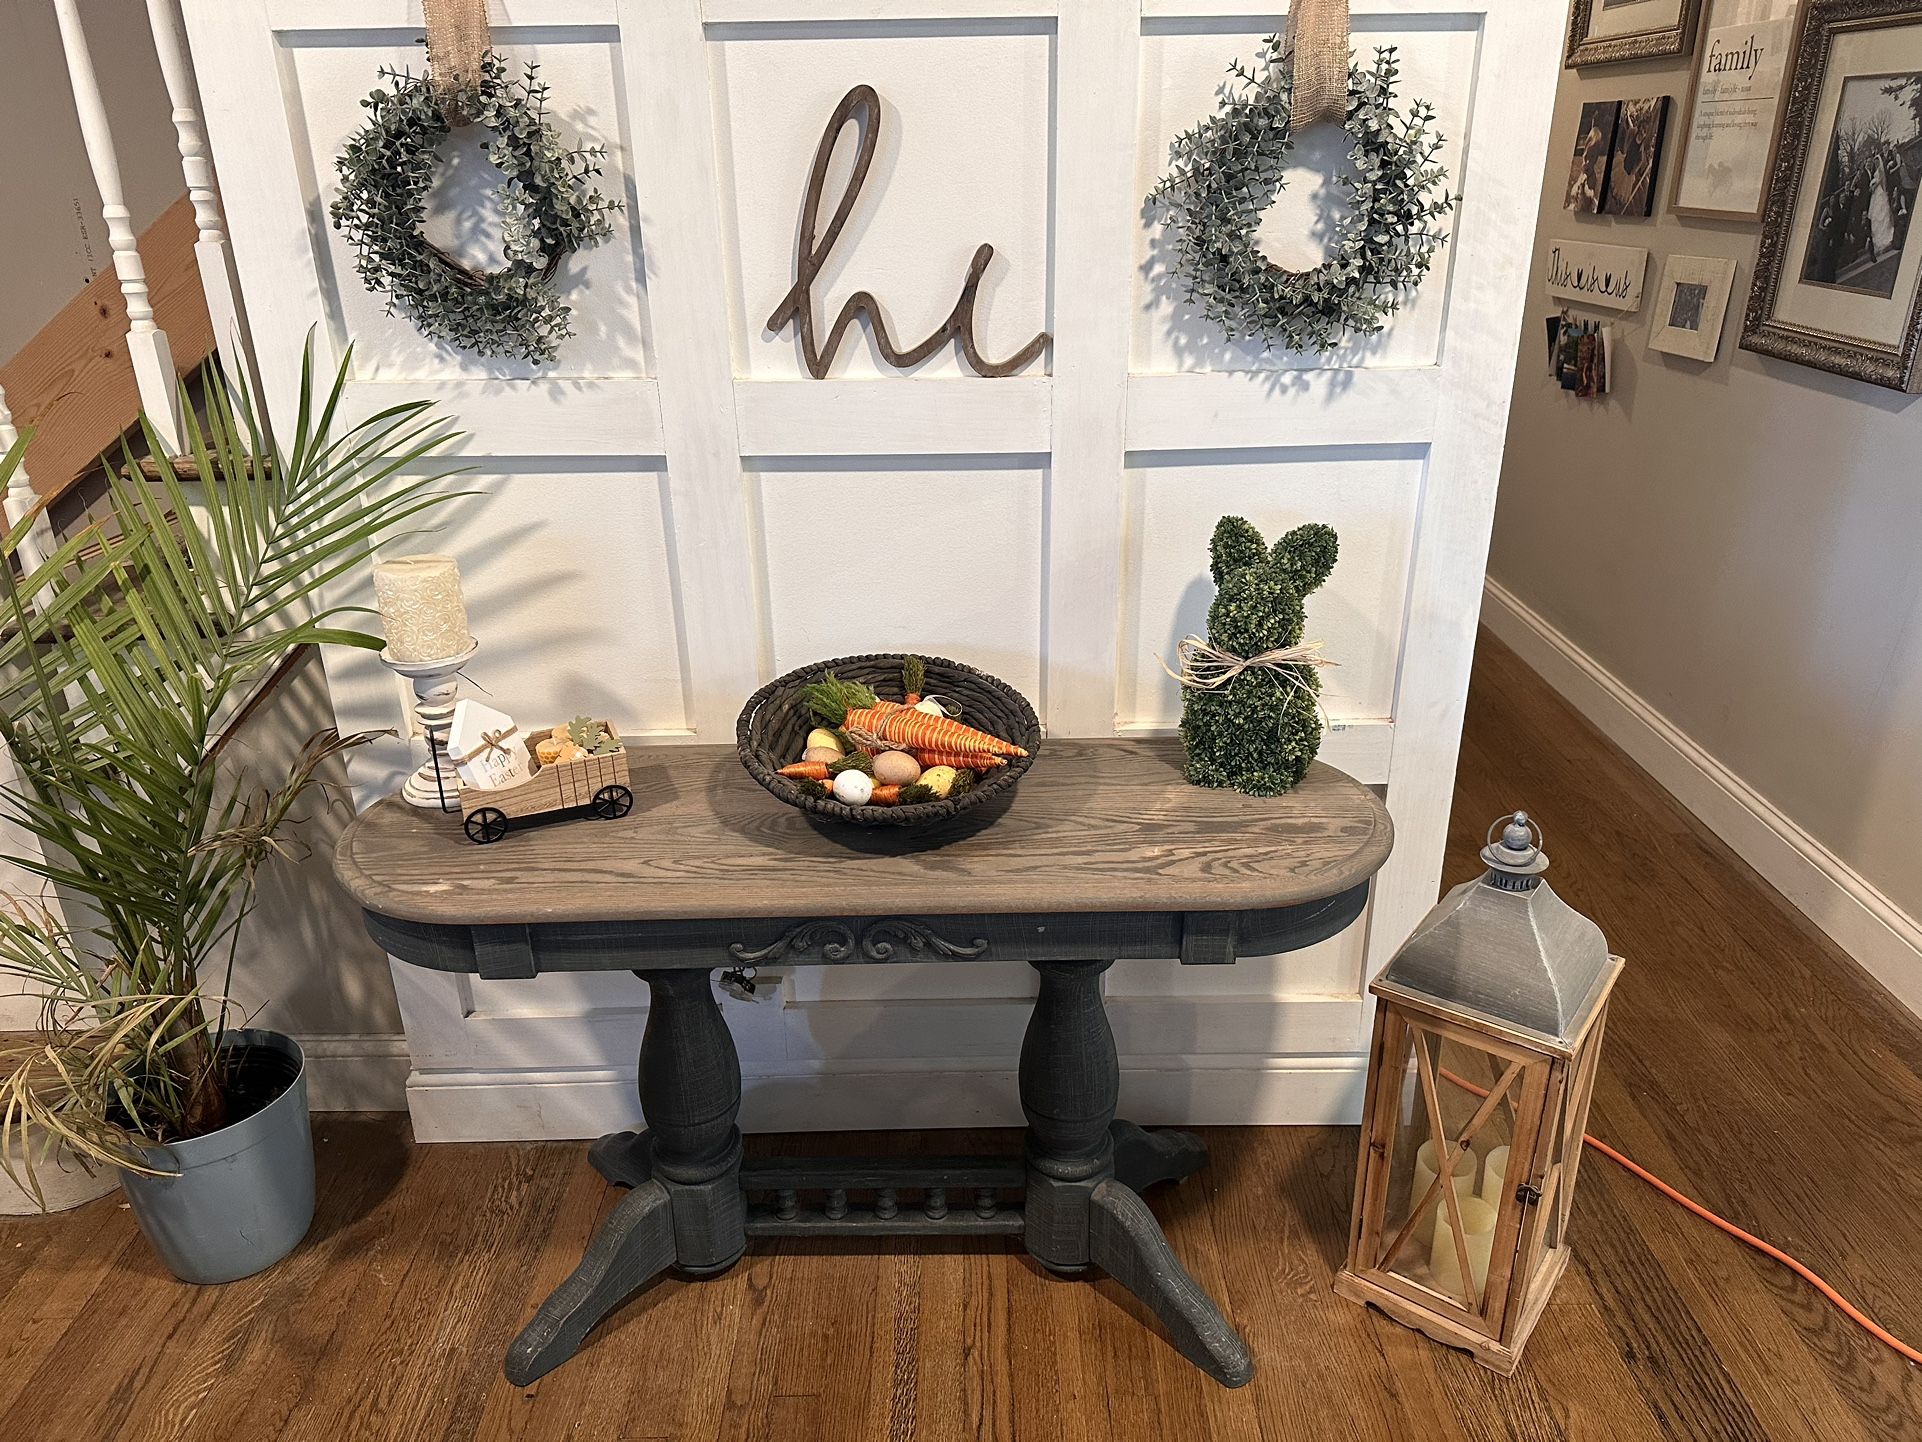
[360,882,1371,979]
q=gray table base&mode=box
[504,960,1253,1389]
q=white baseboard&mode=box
[297,1033,411,1112]
[1482,578,1922,1018]
[403,1056,1372,1142]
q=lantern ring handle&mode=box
[1486,811,1542,856]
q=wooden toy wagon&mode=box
[459,721,633,844]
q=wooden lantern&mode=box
[1335,812,1622,1374]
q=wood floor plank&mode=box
[6,627,1921,1442]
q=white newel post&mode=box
[0,386,54,574]
[145,0,258,403]
[54,0,187,455]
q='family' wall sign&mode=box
[1544,239,1649,314]
[766,85,1052,380]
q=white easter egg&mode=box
[914,698,946,716]
[831,770,874,805]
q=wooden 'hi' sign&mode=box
[766,84,1051,380]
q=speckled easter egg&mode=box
[803,746,842,764]
[831,770,874,805]
[918,765,959,798]
[871,751,922,786]
[806,727,845,755]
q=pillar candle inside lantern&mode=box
[374,554,472,662]
[1429,1194,1497,1301]
[1410,1138,1475,1248]
[1480,1144,1510,1205]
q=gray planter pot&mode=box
[117,1028,315,1284]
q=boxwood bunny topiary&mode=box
[1178,516,1339,796]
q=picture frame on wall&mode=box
[1566,100,1623,211]
[1743,0,1922,391]
[1671,0,1807,220]
[1604,96,1672,215]
[1567,0,1705,67]
[1545,238,1651,312]
[1649,254,1741,359]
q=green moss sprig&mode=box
[802,674,879,725]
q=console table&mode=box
[333,737,1392,1389]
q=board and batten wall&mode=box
[184,0,1561,1140]
[1485,34,1922,1018]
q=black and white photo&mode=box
[1745,1,1922,391]
[1669,281,1709,330]
[1798,73,1922,296]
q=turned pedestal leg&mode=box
[506,969,745,1385]
[1020,960,1252,1388]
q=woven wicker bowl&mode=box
[737,654,1042,828]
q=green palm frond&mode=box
[0,336,465,1182]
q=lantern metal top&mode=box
[1370,812,1616,1054]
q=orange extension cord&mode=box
[1437,1068,1922,1368]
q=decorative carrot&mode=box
[912,750,1006,770]
[779,761,832,780]
[844,706,1027,758]
[902,655,926,707]
[870,784,904,805]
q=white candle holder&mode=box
[381,639,480,812]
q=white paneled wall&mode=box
[183,0,1561,1139]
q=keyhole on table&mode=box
[1252,121,1358,274]
[420,127,512,271]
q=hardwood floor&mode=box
[5,628,1920,1442]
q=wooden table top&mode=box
[333,738,1393,926]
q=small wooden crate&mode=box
[458,722,632,843]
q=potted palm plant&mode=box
[0,344,460,1281]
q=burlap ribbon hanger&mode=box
[1286,0,1351,131]
[422,0,489,120]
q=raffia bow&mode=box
[452,723,519,766]
[1161,636,1336,690]
[1160,635,1338,733]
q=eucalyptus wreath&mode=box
[1146,40,1457,353]
[331,51,620,364]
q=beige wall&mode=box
[1490,46,1922,921]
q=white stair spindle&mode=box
[145,0,258,404]
[54,0,187,455]
[0,386,55,574]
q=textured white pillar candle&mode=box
[1430,1195,1498,1301]
[1410,1139,1475,1249]
[1480,1144,1511,1206]
[374,554,472,662]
